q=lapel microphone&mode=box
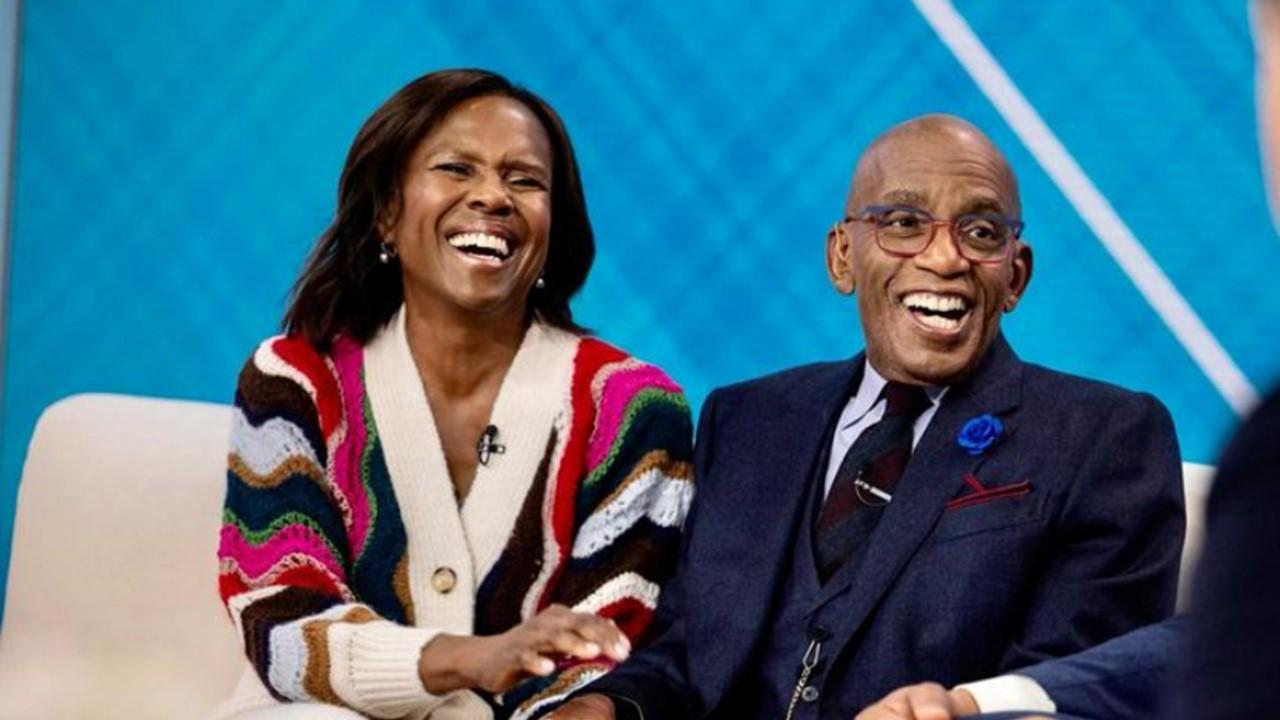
[476,424,506,466]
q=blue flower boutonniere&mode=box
[957,414,1003,456]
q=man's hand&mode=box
[545,693,618,719]
[854,682,978,720]
[418,605,630,694]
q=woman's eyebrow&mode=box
[503,157,550,176]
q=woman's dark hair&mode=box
[284,68,595,349]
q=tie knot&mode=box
[880,381,930,418]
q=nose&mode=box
[912,222,969,276]
[466,170,513,215]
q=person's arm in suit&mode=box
[1001,391,1185,669]
[1011,615,1184,719]
[855,617,1185,720]
[549,391,726,719]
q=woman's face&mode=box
[385,95,553,323]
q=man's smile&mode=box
[899,291,973,335]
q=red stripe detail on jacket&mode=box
[537,338,627,611]
[271,336,343,439]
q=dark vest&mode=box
[719,417,876,719]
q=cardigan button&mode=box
[432,567,457,594]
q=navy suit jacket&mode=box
[998,388,1280,720]
[588,336,1185,719]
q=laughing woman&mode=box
[214,69,693,720]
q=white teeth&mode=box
[902,292,968,312]
[915,313,961,330]
[447,232,510,257]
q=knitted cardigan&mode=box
[217,310,693,719]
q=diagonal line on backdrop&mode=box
[912,0,1258,417]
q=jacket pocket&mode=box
[944,480,1032,512]
[931,483,1042,543]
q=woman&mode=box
[215,69,693,720]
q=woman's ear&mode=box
[376,198,401,242]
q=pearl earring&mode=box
[535,276,546,290]
[378,240,398,264]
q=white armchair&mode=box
[0,394,242,718]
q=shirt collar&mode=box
[842,360,948,430]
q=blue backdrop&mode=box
[2,0,1277,614]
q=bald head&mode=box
[848,114,1021,218]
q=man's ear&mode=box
[826,222,856,295]
[1003,240,1033,312]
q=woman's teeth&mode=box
[447,232,511,260]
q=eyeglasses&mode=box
[845,204,1024,264]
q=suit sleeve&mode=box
[218,340,450,718]
[506,365,697,719]
[572,389,724,719]
[1009,615,1186,718]
[1000,391,1185,672]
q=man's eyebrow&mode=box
[957,197,1010,216]
[881,189,928,206]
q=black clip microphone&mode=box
[476,424,506,466]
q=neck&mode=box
[401,295,528,400]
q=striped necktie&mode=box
[815,381,930,583]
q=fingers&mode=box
[855,683,957,720]
[566,614,631,661]
[533,605,631,662]
[903,683,957,720]
[489,605,635,695]
[550,629,601,659]
[519,648,556,677]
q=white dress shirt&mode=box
[822,361,947,497]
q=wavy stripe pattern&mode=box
[218,332,694,718]
[573,465,693,559]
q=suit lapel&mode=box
[810,337,1024,651]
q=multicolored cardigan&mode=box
[217,309,693,719]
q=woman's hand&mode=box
[418,604,632,694]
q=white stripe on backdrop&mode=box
[913,0,1260,417]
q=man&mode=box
[548,114,1185,720]
[853,2,1280,719]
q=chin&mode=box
[892,346,982,386]
[457,289,531,318]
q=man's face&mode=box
[827,124,1032,386]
